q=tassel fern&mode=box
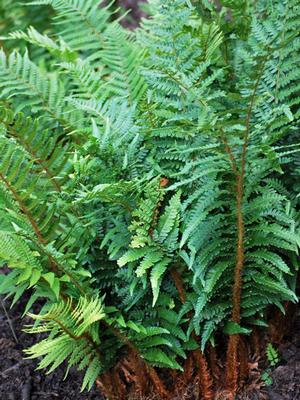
[0,0,300,398]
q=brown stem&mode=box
[96,374,116,400]
[170,268,187,303]
[225,335,240,399]
[4,121,62,192]
[225,55,269,395]
[170,268,214,400]
[183,353,194,385]
[239,338,249,384]
[192,349,214,400]
[225,125,250,395]
[221,132,237,174]
[148,366,171,400]
[231,172,245,325]
[208,344,220,380]
[0,172,46,244]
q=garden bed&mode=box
[0,1,299,400]
[0,295,299,399]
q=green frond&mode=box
[142,348,183,370]
[156,191,181,245]
[69,98,138,148]
[0,106,72,190]
[0,49,80,130]
[99,23,147,103]
[28,0,111,55]
[24,296,105,390]
[6,26,78,62]
[60,59,106,100]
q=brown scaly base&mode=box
[95,301,298,400]
[96,349,214,400]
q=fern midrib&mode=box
[220,131,237,174]
[0,172,46,244]
[51,315,103,362]
[225,52,271,396]
[59,2,105,47]
[6,70,75,133]
[0,169,89,294]
[231,54,270,324]
[4,122,62,192]
[170,268,213,400]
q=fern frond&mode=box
[24,296,105,390]
[28,0,111,55]
[6,26,78,62]
[0,49,80,130]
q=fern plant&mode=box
[266,343,279,367]
[0,1,300,399]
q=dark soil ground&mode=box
[265,310,300,400]
[117,0,148,28]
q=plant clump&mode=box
[0,1,299,399]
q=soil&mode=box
[113,0,148,29]
[265,310,300,400]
